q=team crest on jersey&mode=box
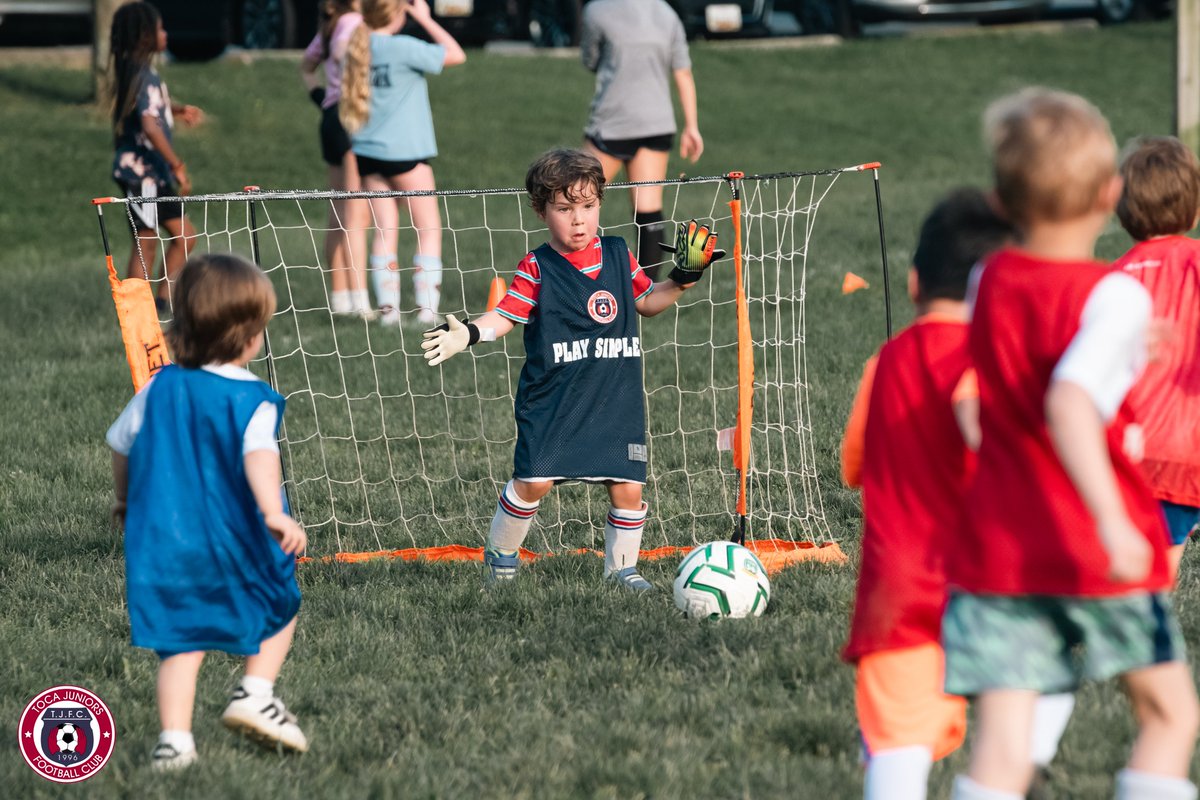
[18,685,116,783]
[587,290,618,324]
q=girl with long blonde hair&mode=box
[341,0,465,326]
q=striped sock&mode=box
[604,502,647,576]
[487,480,538,553]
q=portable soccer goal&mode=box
[93,165,889,571]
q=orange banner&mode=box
[107,255,169,391]
[297,539,848,574]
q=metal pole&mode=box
[872,168,893,340]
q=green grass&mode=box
[1,22,1195,798]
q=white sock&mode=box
[950,776,1022,800]
[604,502,647,576]
[1030,692,1074,767]
[352,288,372,314]
[412,253,442,316]
[370,256,400,312]
[865,746,932,800]
[487,480,538,553]
[331,289,352,314]
[1115,769,1198,800]
[159,729,195,753]
[239,675,274,698]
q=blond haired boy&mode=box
[944,89,1199,800]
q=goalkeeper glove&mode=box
[309,87,326,108]
[422,315,480,366]
[662,219,726,286]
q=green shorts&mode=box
[942,591,1187,696]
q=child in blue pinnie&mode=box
[108,253,307,770]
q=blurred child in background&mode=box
[109,0,202,308]
[340,0,465,326]
[1114,136,1200,579]
[301,0,377,319]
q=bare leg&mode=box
[390,164,443,320]
[157,651,205,732]
[965,689,1038,794]
[160,216,198,296]
[581,139,625,183]
[512,478,554,504]
[244,616,297,683]
[624,148,668,215]
[127,228,160,283]
[1123,661,1200,777]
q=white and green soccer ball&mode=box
[673,541,771,620]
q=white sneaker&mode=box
[378,308,402,327]
[220,687,308,753]
[151,741,198,771]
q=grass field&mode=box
[2,20,1196,798]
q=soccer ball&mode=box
[56,723,80,753]
[673,541,771,620]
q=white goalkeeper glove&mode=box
[422,315,478,366]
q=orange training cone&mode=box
[842,272,869,295]
[486,276,507,311]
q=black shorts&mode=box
[586,133,674,162]
[355,154,429,179]
[319,104,353,166]
[117,176,184,231]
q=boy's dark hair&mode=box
[110,1,162,134]
[167,254,277,369]
[912,187,1015,302]
[1117,136,1200,241]
[526,149,605,215]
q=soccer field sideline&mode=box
[2,21,1198,797]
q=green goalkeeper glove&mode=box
[422,316,480,366]
[662,219,726,286]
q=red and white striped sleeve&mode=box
[495,252,541,324]
[630,251,653,301]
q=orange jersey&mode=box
[842,314,973,663]
[1116,236,1200,507]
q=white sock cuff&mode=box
[950,776,1022,800]
[1116,770,1198,800]
[239,675,274,697]
[159,729,195,752]
[500,480,539,512]
[607,503,648,526]
[369,253,394,269]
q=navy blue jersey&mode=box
[514,236,647,483]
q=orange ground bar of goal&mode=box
[298,538,847,574]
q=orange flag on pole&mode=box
[107,255,169,392]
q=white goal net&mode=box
[95,167,883,559]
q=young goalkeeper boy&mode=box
[1113,136,1200,579]
[945,89,1199,800]
[421,148,723,590]
[841,188,1072,800]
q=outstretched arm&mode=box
[422,309,515,366]
[635,281,687,317]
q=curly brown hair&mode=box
[525,149,605,215]
[167,254,276,368]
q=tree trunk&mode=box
[93,0,130,106]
